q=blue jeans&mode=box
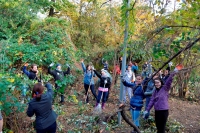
[97,90,108,103]
[145,96,151,110]
[131,109,141,127]
[84,84,97,103]
[36,121,57,133]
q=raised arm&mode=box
[122,80,136,88]
[81,62,86,72]
[48,66,55,76]
[164,72,176,91]
[64,67,70,75]
[27,104,34,117]
[22,66,30,77]
[93,70,101,78]
[45,83,54,98]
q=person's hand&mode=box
[24,63,29,66]
[168,62,173,67]
[49,62,54,67]
[80,59,84,63]
[66,63,70,67]
[91,66,95,70]
[174,64,183,73]
[143,111,149,119]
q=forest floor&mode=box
[20,73,200,133]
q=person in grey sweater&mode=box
[27,83,57,133]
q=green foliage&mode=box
[0,72,26,115]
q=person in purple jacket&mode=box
[143,71,176,133]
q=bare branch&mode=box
[100,0,111,8]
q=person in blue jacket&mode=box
[22,63,40,103]
[27,83,57,133]
[122,75,145,131]
[131,62,138,74]
[143,73,159,110]
[81,59,97,104]
[22,63,40,81]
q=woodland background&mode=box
[0,0,200,132]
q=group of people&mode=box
[122,61,177,133]
[22,58,111,133]
[0,57,178,133]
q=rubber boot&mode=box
[95,102,99,107]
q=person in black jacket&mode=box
[48,63,70,104]
[93,69,111,109]
[27,83,57,133]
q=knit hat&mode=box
[56,63,61,67]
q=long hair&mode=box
[32,83,44,101]
[153,77,164,87]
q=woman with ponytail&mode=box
[27,83,57,133]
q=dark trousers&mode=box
[106,89,110,101]
[54,84,64,102]
[155,110,169,133]
[84,84,97,103]
[36,121,57,133]
[97,90,108,103]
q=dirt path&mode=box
[169,98,200,133]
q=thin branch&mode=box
[144,36,200,85]
[100,0,111,8]
[119,104,141,133]
[144,25,200,47]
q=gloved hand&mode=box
[104,79,107,84]
[168,62,173,67]
[49,63,54,67]
[143,111,150,119]
[91,66,95,70]
[66,63,70,67]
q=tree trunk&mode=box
[49,0,55,17]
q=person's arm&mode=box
[64,67,70,75]
[164,72,176,91]
[122,80,136,88]
[22,66,30,77]
[144,87,156,95]
[93,70,101,78]
[132,65,138,71]
[81,62,86,72]
[45,83,54,98]
[26,104,34,117]
[48,66,55,76]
